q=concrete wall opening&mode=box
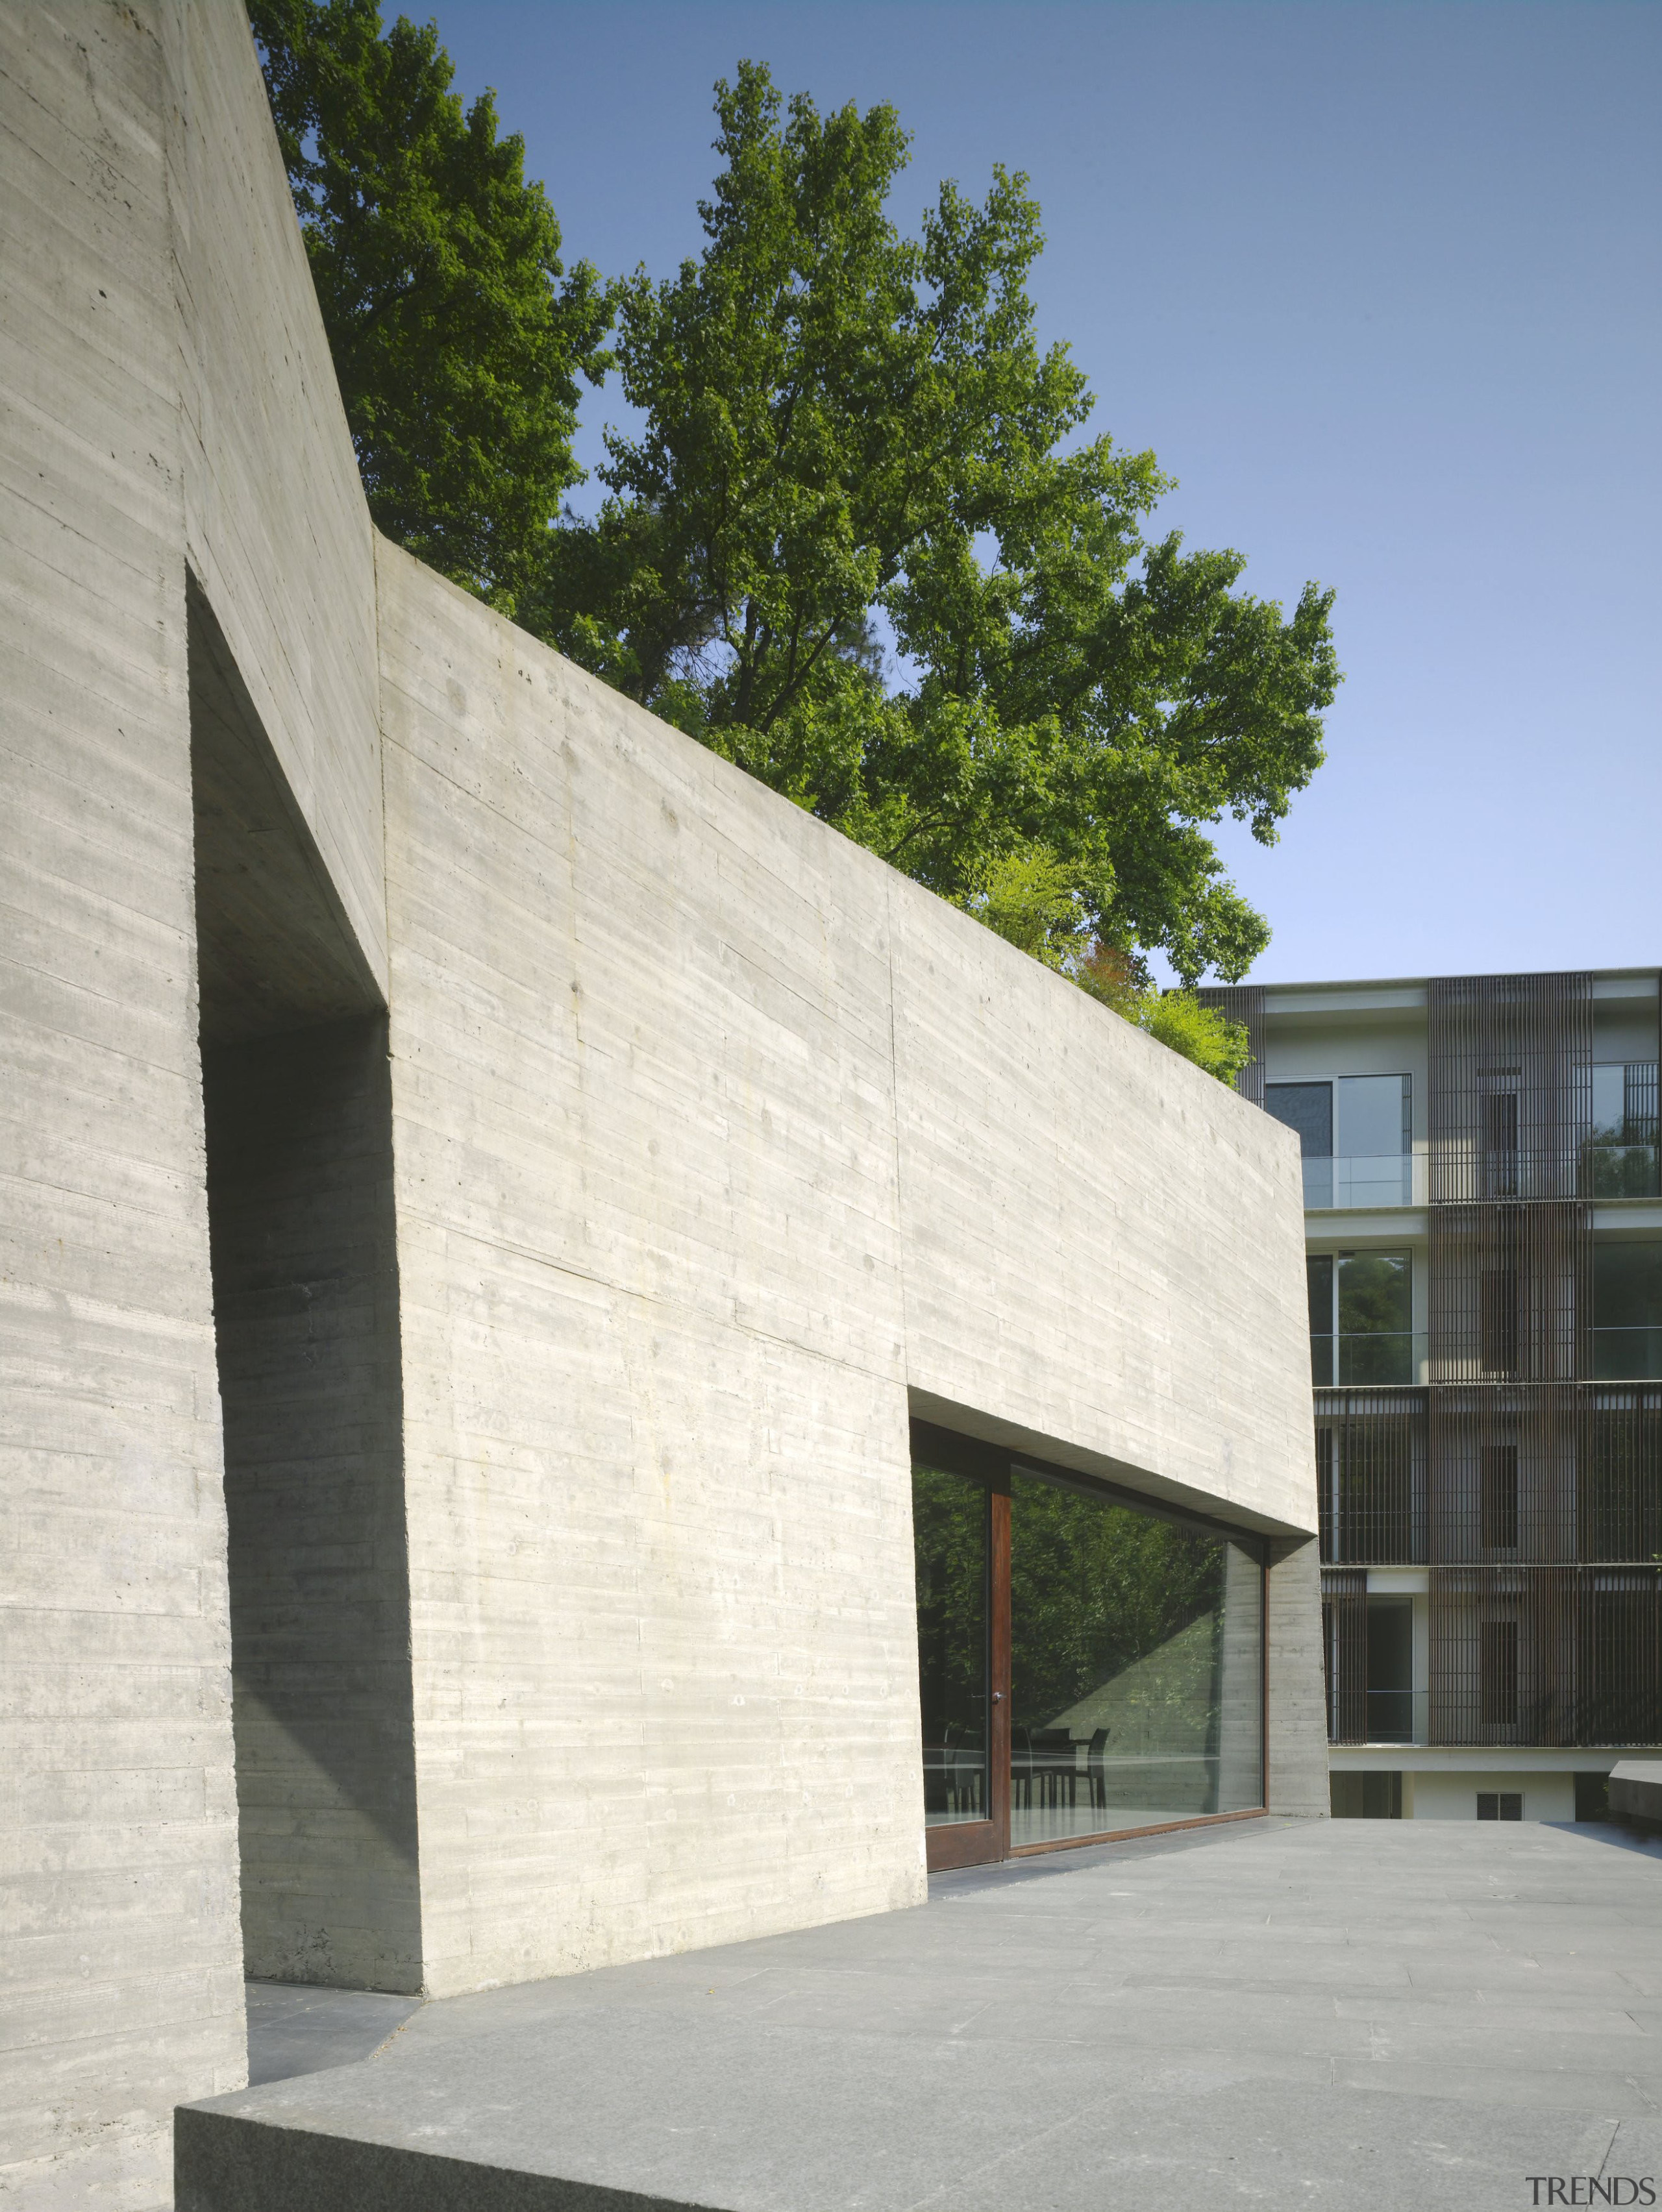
[189,577,421,1993]
[912,1418,1269,1870]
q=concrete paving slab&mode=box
[245,1982,423,2087]
[179,1819,1662,2211]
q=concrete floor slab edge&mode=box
[173,2109,711,2212]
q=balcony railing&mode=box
[1584,1143,1661,1199]
[1302,1153,1422,1210]
[1362,1688,1426,1745]
[1310,1332,1426,1387]
[1589,1327,1662,1381]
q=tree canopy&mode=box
[251,16,1337,1035]
[248,0,610,612]
[538,62,1339,985]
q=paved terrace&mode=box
[178,1819,1662,2211]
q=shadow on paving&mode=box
[180,1820,1662,2212]
[244,1981,421,2087]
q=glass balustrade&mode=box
[1589,1327,1662,1381]
[1301,1154,1421,1210]
[1363,1688,1426,1745]
[1584,1144,1661,1199]
[1309,1331,1426,1387]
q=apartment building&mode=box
[1204,970,1662,1819]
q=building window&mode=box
[1480,1443,1519,1550]
[913,1466,990,1831]
[1269,1075,1411,1209]
[1267,1081,1332,1159]
[1365,1595,1416,1742]
[1476,1791,1522,1820]
[1480,1619,1519,1725]
[912,1447,1266,1869]
[1479,1265,1519,1377]
[1592,1242,1662,1380]
[1309,1249,1415,1386]
[1587,1063,1660,1198]
[1331,1771,1402,1818]
[1482,1088,1520,1198]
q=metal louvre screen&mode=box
[1427,1201,1591,1382]
[1197,984,1265,1107]
[1427,972,1593,1202]
[1428,1566,1662,1746]
[1427,1385,1580,1564]
[1315,1390,1426,1564]
[1582,1388,1662,1562]
[1321,1569,1368,1744]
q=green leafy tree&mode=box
[248,0,610,613]
[1073,939,1252,1087]
[961,855,1250,1084]
[539,62,1339,984]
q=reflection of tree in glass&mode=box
[1583,1135,1661,1199]
[1009,1475,1223,1734]
[1583,1070,1659,1198]
[1337,1253,1410,1339]
[912,1466,987,1740]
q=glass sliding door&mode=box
[1008,1472,1263,1848]
[913,1462,1004,1868]
[912,1434,1267,1867]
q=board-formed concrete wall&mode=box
[168,0,386,993]
[2,10,245,2206]
[1,2,1324,2200]
[375,545,1324,1997]
[1,3,385,2201]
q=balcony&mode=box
[1325,1688,1429,1748]
[1589,1326,1662,1381]
[1310,1331,1426,1387]
[1584,1143,1661,1199]
[1362,1688,1426,1745]
[1302,1153,1422,1210]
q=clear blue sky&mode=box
[430,1,1660,985]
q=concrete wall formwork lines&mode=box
[166,0,386,998]
[1266,1538,1332,1815]
[887,896,1315,1532]
[0,4,245,2203]
[0,1,1325,2197]
[375,545,1324,1997]
[375,545,926,1998]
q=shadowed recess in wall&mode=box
[188,569,380,1041]
[191,576,423,1995]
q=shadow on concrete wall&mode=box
[192,576,423,1993]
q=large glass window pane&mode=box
[1337,1251,1410,1334]
[1593,1243,1662,1380]
[1337,1250,1413,1384]
[1334,1075,1412,1204]
[1365,1596,1415,1743]
[1267,1083,1333,1157]
[912,1465,989,1826]
[1008,1473,1262,1848]
[1337,1075,1409,1159]
[1308,1254,1334,1384]
[1587,1066,1661,1198]
[1593,1064,1626,1137]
